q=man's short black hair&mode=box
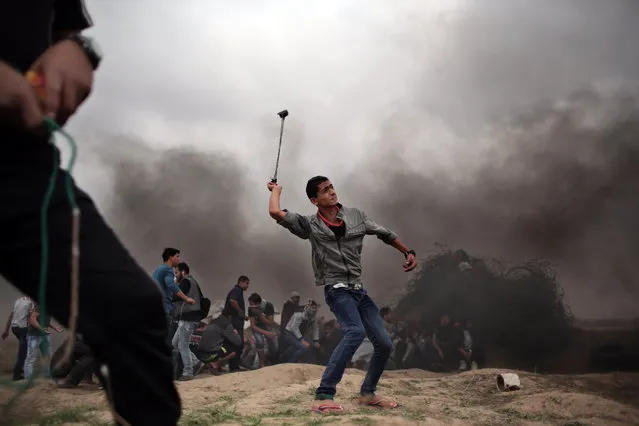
[379,306,392,318]
[177,262,189,274]
[306,175,329,199]
[162,247,180,262]
[237,275,250,285]
[248,293,262,304]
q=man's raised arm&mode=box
[267,182,311,240]
[267,182,287,221]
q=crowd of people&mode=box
[2,247,482,387]
[151,245,483,380]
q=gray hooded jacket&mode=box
[278,204,397,288]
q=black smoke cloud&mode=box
[2,0,638,321]
[94,87,639,321]
[346,88,639,319]
[94,130,316,307]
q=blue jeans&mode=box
[316,287,392,397]
[280,331,311,363]
[172,320,198,376]
[24,334,52,379]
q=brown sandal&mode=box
[357,395,398,409]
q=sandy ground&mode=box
[1,364,639,425]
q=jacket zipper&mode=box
[336,238,352,285]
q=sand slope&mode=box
[1,365,638,425]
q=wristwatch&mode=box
[65,34,102,70]
[404,249,416,258]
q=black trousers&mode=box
[51,340,96,386]
[11,326,28,380]
[1,142,180,425]
[228,316,244,371]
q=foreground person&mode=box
[267,176,417,413]
[0,1,179,424]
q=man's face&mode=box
[169,253,181,267]
[384,311,393,322]
[441,315,451,326]
[311,180,338,208]
[239,280,250,291]
[249,301,259,308]
[291,296,300,305]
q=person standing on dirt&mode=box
[24,302,63,379]
[2,296,33,381]
[432,314,456,370]
[153,248,195,346]
[222,275,250,371]
[0,1,181,423]
[172,262,202,381]
[267,176,417,412]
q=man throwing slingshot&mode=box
[267,176,417,413]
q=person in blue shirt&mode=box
[153,248,195,346]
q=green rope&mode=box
[0,118,79,422]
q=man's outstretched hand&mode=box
[267,182,282,192]
[29,39,94,126]
[403,253,417,272]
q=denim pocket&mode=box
[324,286,341,312]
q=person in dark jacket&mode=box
[51,334,96,388]
[221,276,250,371]
[0,1,180,423]
[192,315,242,371]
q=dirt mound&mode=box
[503,391,639,425]
[1,364,638,425]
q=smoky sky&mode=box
[1,0,639,322]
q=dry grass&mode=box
[1,365,638,425]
